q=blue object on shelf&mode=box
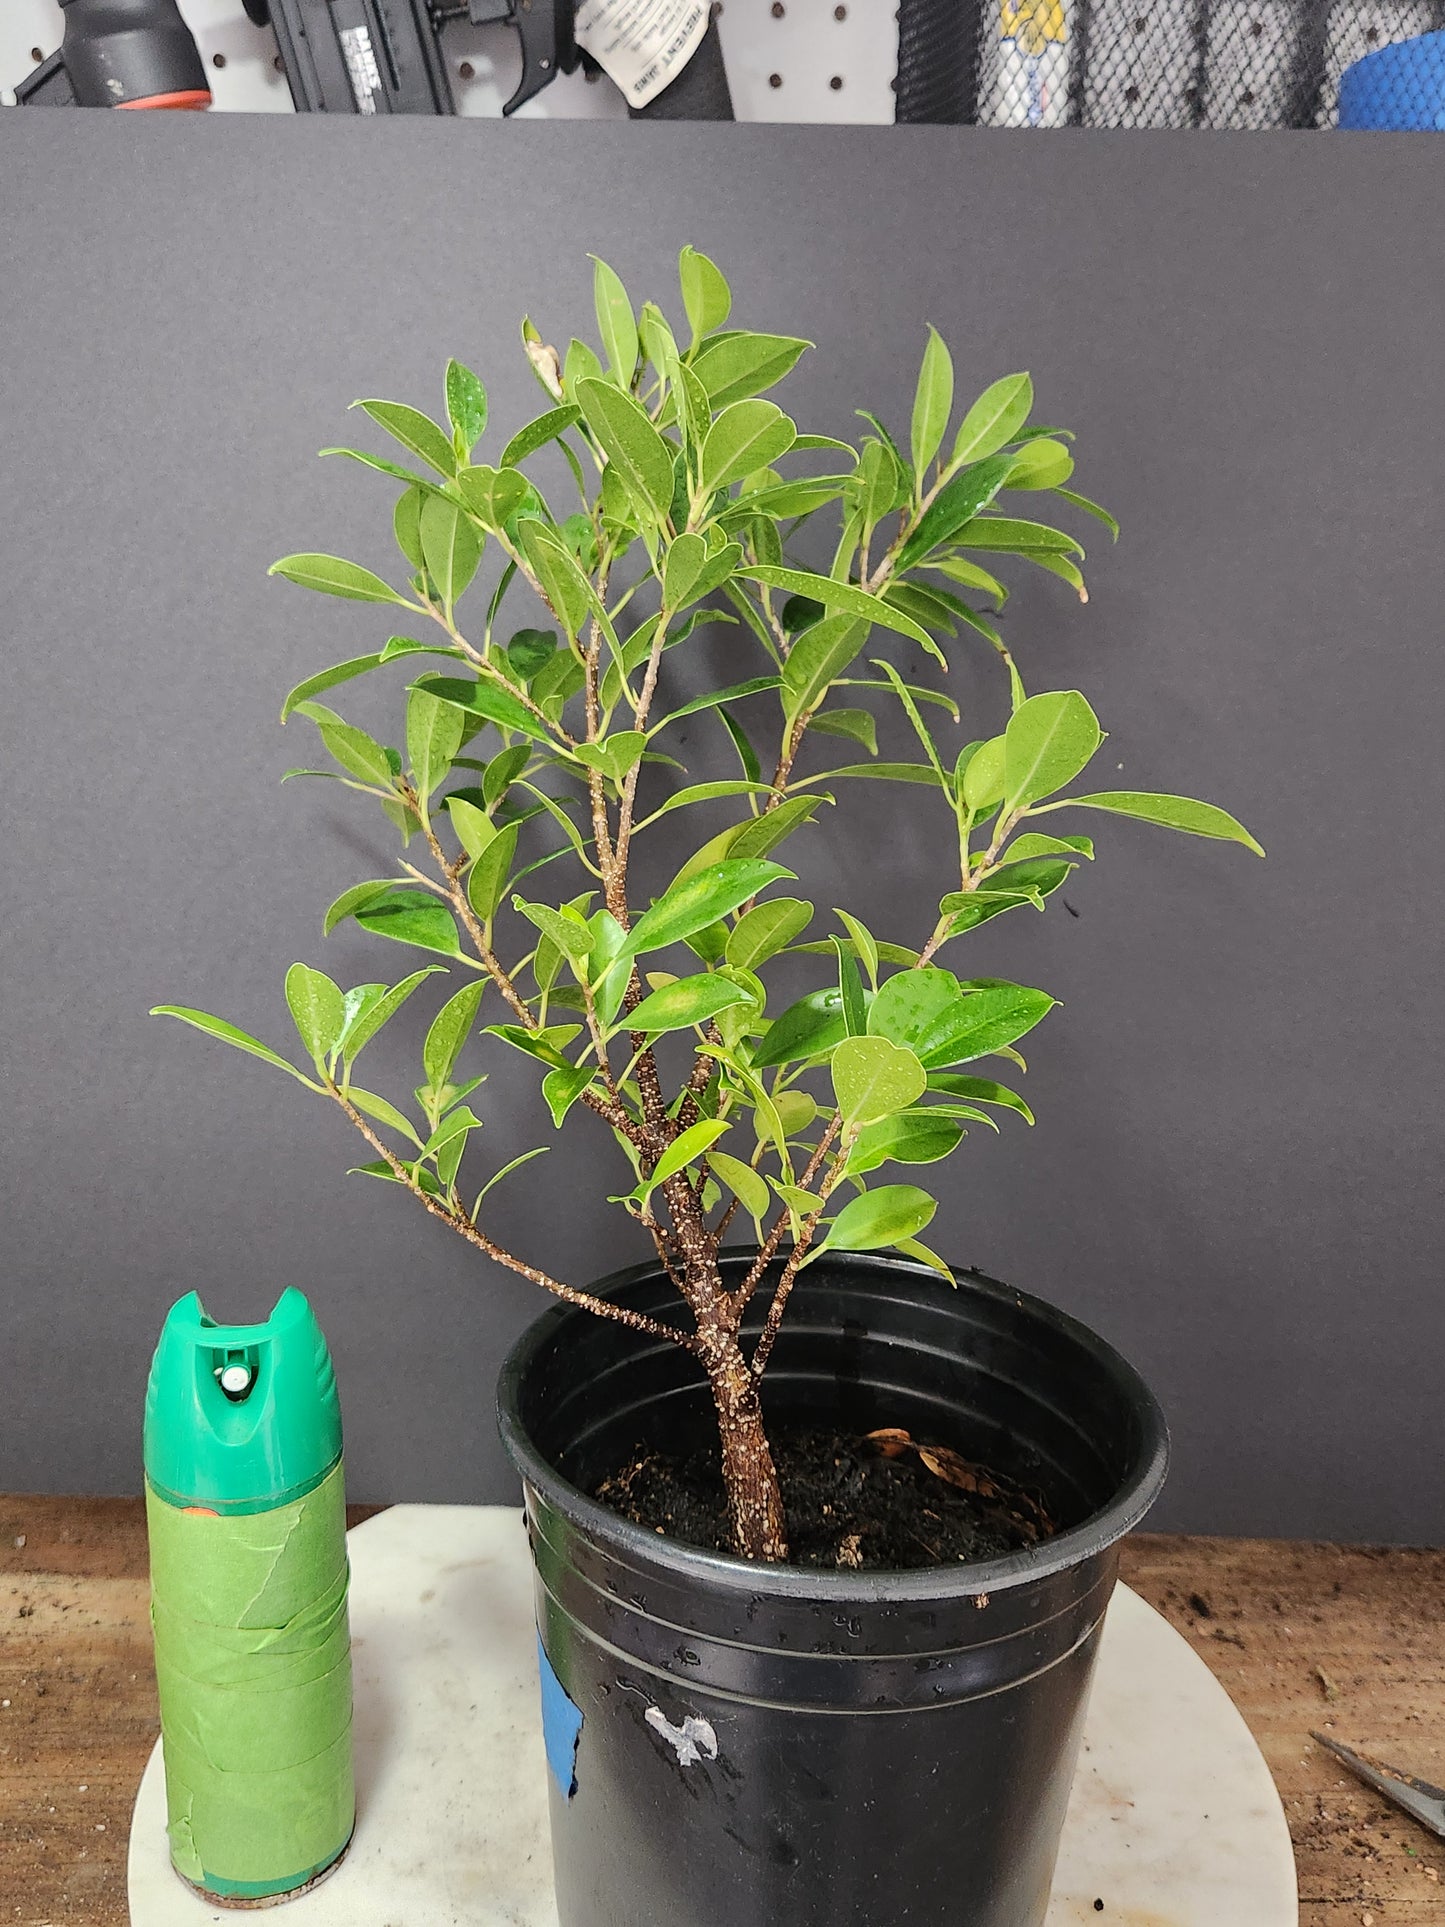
[1339,31,1445,129]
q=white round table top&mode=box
[129,1503,1298,1925]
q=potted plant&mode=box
[154,250,1260,1927]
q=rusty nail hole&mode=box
[458,60,475,78]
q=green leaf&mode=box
[1055,486,1120,540]
[808,707,877,756]
[690,332,811,408]
[446,794,498,862]
[834,938,868,1036]
[753,987,846,1068]
[285,962,347,1064]
[651,1118,730,1189]
[625,974,753,1035]
[324,879,396,936]
[926,1072,1034,1124]
[292,704,396,789]
[538,1064,592,1126]
[513,898,593,961]
[148,1006,317,1086]
[501,405,582,468]
[927,555,1009,604]
[708,1150,769,1221]
[467,822,519,920]
[515,518,594,642]
[419,495,483,609]
[1003,690,1102,811]
[739,566,936,654]
[831,1034,926,1127]
[485,1022,581,1071]
[354,889,463,958]
[343,968,444,1059]
[280,654,385,723]
[662,534,744,612]
[911,326,954,479]
[849,1109,966,1174]
[407,687,466,810]
[628,859,794,957]
[424,980,485,1093]
[354,398,456,478]
[575,378,675,522]
[868,970,1054,1068]
[699,400,797,496]
[420,675,547,742]
[506,628,558,682]
[456,464,532,530]
[483,744,531,810]
[348,1087,423,1144]
[725,897,813,970]
[962,736,1007,813]
[821,1184,937,1254]
[471,1144,549,1213]
[781,615,870,719]
[319,445,432,488]
[445,359,488,457]
[1005,436,1074,491]
[895,452,1015,571]
[652,675,780,731]
[834,908,879,988]
[394,487,427,569]
[679,245,732,347]
[792,761,942,790]
[953,517,1084,555]
[269,554,410,606]
[1005,832,1093,862]
[893,1237,955,1280]
[592,257,639,383]
[1044,791,1264,855]
[950,373,1034,467]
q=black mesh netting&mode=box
[895,0,1445,127]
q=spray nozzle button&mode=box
[214,1349,258,1402]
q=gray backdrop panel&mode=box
[1,116,1438,1539]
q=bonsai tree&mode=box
[155,250,1259,1564]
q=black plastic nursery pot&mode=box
[496,1251,1169,1927]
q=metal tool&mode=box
[1311,1729,1445,1842]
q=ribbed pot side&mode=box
[497,1251,1169,1927]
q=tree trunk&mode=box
[704,1333,789,1561]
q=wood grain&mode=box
[2,1497,1441,1925]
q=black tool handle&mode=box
[629,14,733,119]
[52,0,211,108]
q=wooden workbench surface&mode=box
[2,1500,1441,1925]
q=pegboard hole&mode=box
[211,52,226,69]
[829,74,844,89]
[768,71,783,87]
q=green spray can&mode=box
[144,1288,355,1904]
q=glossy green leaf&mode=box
[962,735,1007,813]
[740,565,935,653]
[1054,486,1120,540]
[725,897,813,971]
[575,378,676,522]
[353,399,456,478]
[353,889,463,958]
[485,1022,581,1071]
[708,1150,769,1221]
[347,1086,422,1143]
[628,859,793,956]
[269,554,410,606]
[848,1109,965,1174]
[592,257,639,383]
[513,898,593,961]
[292,704,396,789]
[280,654,385,723]
[418,494,483,608]
[926,1072,1034,1124]
[753,987,846,1068]
[832,1034,926,1128]
[834,938,868,1036]
[910,326,954,478]
[407,687,465,809]
[343,968,444,1059]
[471,1144,549,1213]
[626,974,753,1035]
[456,464,532,530]
[148,1006,317,1086]
[467,821,519,920]
[515,518,594,641]
[421,675,546,741]
[679,245,732,347]
[952,517,1083,555]
[323,879,396,936]
[822,1183,937,1254]
[285,962,346,1063]
[699,400,797,496]
[950,373,1034,467]
[445,359,488,457]
[501,405,582,469]
[1005,832,1094,862]
[1044,791,1264,855]
[446,794,498,862]
[542,1065,595,1127]
[1003,690,1102,811]
[808,707,877,756]
[1005,436,1074,491]
[690,332,811,408]
[869,970,1055,1068]
[423,980,485,1093]
[895,452,1015,571]
[650,1118,730,1189]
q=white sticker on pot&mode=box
[573,0,710,108]
[645,1706,718,1767]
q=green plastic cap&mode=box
[144,1289,342,1514]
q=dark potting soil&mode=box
[593,1425,1058,1570]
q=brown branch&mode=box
[731,1110,843,1316]
[750,1140,848,1376]
[327,1082,694,1349]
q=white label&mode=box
[339,24,382,115]
[574,0,710,108]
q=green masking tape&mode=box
[145,1461,355,1896]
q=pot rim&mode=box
[496,1250,1169,1605]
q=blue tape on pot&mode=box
[1340,32,1445,129]
[536,1635,583,1798]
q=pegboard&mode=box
[0,0,900,117]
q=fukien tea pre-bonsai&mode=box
[156,249,1259,1564]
